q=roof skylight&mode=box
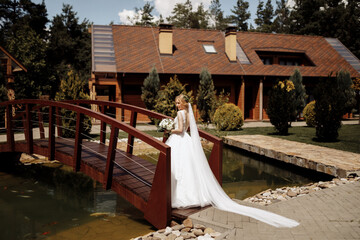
[203,44,217,54]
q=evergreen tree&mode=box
[167,0,193,28]
[209,0,229,30]
[190,3,209,29]
[196,68,216,123]
[55,70,92,138]
[314,71,355,141]
[129,2,155,26]
[289,69,306,119]
[154,75,192,118]
[272,0,291,33]
[255,0,274,32]
[141,66,160,112]
[47,4,91,97]
[229,0,251,31]
[266,79,296,135]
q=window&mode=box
[203,44,217,54]
[256,51,315,66]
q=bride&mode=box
[165,94,299,228]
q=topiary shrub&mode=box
[303,100,316,127]
[213,103,244,131]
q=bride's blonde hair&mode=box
[175,94,189,128]
[175,94,189,110]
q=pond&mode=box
[0,146,332,239]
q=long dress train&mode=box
[165,104,299,228]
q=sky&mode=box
[32,0,282,27]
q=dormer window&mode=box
[203,44,217,54]
[256,51,315,66]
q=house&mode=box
[89,24,360,121]
[0,45,27,100]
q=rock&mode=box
[287,190,297,197]
[191,229,204,236]
[183,218,193,228]
[204,228,215,234]
[262,191,271,197]
[164,227,173,235]
[182,227,192,232]
[174,237,184,240]
[170,221,179,227]
[194,224,206,230]
[210,232,222,237]
[172,230,181,237]
[153,232,166,240]
[198,233,213,240]
[172,224,185,231]
[166,234,177,240]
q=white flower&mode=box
[159,118,175,131]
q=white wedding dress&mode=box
[165,104,299,228]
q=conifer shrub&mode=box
[213,103,244,131]
[154,75,193,118]
[266,79,296,135]
[55,70,92,138]
[141,66,160,123]
[290,69,307,120]
[196,68,216,123]
[303,100,316,127]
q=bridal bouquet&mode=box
[158,118,175,132]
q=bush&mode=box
[55,70,92,138]
[196,68,216,123]
[266,79,296,135]
[154,75,193,118]
[213,103,244,131]
[303,101,316,127]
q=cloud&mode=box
[118,0,212,24]
[118,9,137,25]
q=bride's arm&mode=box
[170,111,184,134]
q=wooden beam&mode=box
[25,104,33,154]
[126,111,137,154]
[48,106,55,160]
[104,126,119,189]
[73,112,84,172]
[6,105,14,152]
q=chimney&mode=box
[159,23,173,55]
[225,26,237,62]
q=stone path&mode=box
[189,181,360,240]
[225,135,360,178]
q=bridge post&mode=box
[38,108,45,139]
[100,105,106,144]
[56,107,62,137]
[48,106,55,161]
[126,111,137,154]
[6,105,15,152]
[209,140,223,186]
[73,112,84,172]
[25,104,34,154]
[104,126,119,189]
[144,146,171,229]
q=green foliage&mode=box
[196,68,216,123]
[141,66,160,110]
[303,101,316,127]
[313,71,355,141]
[213,103,244,131]
[290,69,307,119]
[209,0,229,30]
[211,90,230,121]
[266,79,296,135]
[47,4,91,97]
[255,0,274,32]
[55,70,92,138]
[229,0,251,31]
[127,2,155,26]
[272,0,291,33]
[154,75,193,118]
[167,0,209,29]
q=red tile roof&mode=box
[109,25,360,78]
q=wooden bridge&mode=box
[0,99,223,229]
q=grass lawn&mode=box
[203,124,360,154]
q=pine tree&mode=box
[196,68,216,123]
[289,69,306,119]
[167,0,193,28]
[131,2,155,26]
[266,79,296,135]
[314,71,355,141]
[229,0,251,31]
[154,75,192,118]
[141,66,160,112]
[255,0,274,32]
[55,70,92,138]
[209,0,229,30]
[272,0,291,33]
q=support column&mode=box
[115,74,122,121]
[237,77,245,115]
[259,78,264,120]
